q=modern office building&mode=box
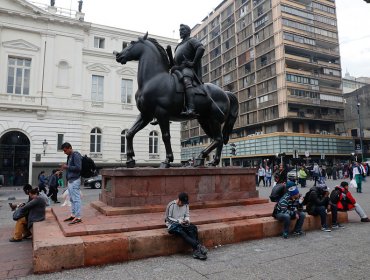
[0,0,180,185]
[342,84,370,161]
[181,0,355,166]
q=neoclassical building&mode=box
[0,0,180,185]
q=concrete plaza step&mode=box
[32,202,348,273]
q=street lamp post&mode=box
[357,97,364,162]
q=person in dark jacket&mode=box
[306,183,341,232]
[9,188,46,242]
[47,169,61,203]
[274,186,305,239]
[274,164,287,185]
[37,171,48,194]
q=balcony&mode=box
[0,93,48,118]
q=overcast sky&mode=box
[35,0,370,77]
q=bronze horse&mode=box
[115,33,238,167]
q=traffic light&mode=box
[230,143,237,156]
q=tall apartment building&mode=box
[181,0,354,166]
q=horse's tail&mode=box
[222,92,239,145]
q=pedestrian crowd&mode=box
[268,160,370,239]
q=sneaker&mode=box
[321,227,331,232]
[361,218,370,222]
[193,249,207,260]
[292,230,305,236]
[282,232,289,239]
[332,223,345,229]
[9,237,22,242]
[197,244,208,255]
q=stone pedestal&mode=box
[99,167,257,207]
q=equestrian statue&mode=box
[114,24,238,168]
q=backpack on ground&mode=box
[80,155,97,178]
[302,189,313,206]
[330,189,341,204]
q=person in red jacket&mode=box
[330,181,370,222]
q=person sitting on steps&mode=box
[165,192,208,260]
[330,181,370,223]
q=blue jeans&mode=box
[310,205,337,227]
[168,223,199,249]
[276,211,305,234]
[68,178,81,218]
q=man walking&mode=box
[61,142,82,225]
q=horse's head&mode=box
[114,32,149,65]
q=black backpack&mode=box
[80,155,97,178]
[330,189,341,204]
[302,189,313,206]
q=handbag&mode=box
[12,207,27,221]
[349,179,357,189]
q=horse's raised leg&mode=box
[126,113,151,168]
[157,118,173,168]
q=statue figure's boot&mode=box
[181,88,199,118]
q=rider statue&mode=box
[172,24,205,118]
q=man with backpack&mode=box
[269,181,296,202]
[60,142,82,225]
[273,186,305,239]
[304,182,342,232]
[330,181,370,222]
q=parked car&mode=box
[83,175,102,189]
[287,169,298,181]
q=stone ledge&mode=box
[91,197,269,216]
[33,208,348,273]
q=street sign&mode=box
[305,151,310,157]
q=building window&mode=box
[149,131,159,154]
[121,79,133,104]
[90,128,102,153]
[94,37,105,49]
[91,75,104,102]
[121,130,127,154]
[7,57,31,95]
[57,134,64,151]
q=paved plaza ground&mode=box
[1,177,370,280]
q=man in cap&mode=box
[274,186,305,239]
[165,192,208,260]
[306,182,343,231]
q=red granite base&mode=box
[99,167,257,207]
[33,205,348,273]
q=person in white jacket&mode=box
[257,166,266,187]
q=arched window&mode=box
[121,130,127,154]
[149,131,158,154]
[90,128,102,153]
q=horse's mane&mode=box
[147,37,170,71]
